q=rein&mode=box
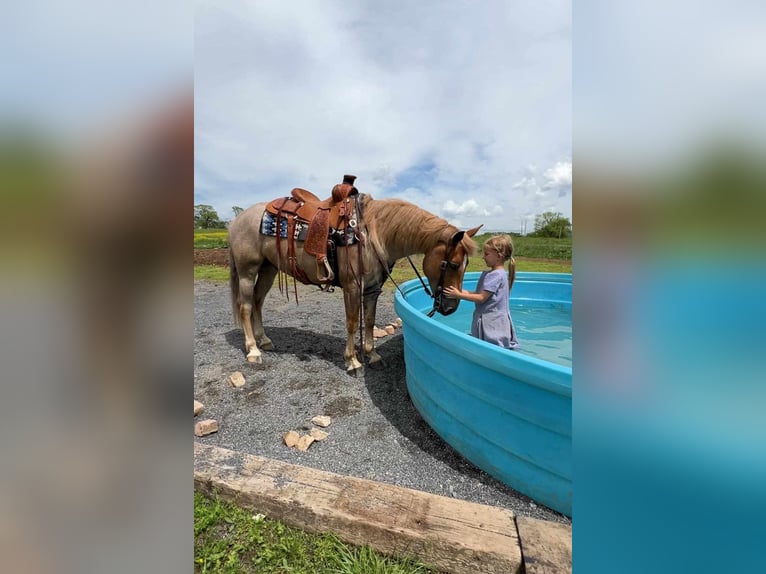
[407,257,432,297]
[350,196,366,360]
[369,228,461,319]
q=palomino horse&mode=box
[228,189,481,372]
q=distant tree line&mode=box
[194,205,244,229]
[194,203,572,238]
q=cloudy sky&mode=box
[195,0,571,231]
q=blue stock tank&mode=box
[393,272,572,516]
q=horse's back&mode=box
[228,203,268,266]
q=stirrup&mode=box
[317,258,334,283]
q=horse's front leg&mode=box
[343,289,363,373]
[363,291,383,364]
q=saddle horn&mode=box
[333,174,359,203]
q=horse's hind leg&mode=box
[252,262,277,350]
[238,274,262,363]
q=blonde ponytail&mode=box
[485,234,516,292]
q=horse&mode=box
[228,187,481,372]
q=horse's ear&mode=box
[466,224,483,238]
[450,230,465,246]
[451,224,483,245]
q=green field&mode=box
[474,233,571,260]
[194,228,229,249]
[194,229,571,283]
[387,252,571,283]
[194,257,570,283]
[194,229,572,261]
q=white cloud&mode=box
[370,164,397,188]
[513,176,538,191]
[543,161,573,188]
[442,199,501,218]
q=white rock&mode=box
[385,325,396,335]
[194,419,218,436]
[283,431,300,448]
[194,400,204,417]
[373,327,388,338]
[228,371,246,388]
[311,415,332,428]
[309,428,328,441]
[296,435,315,451]
[395,317,403,327]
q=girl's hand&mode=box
[443,286,461,299]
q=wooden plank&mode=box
[516,516,572,574]
[194,442,522,574]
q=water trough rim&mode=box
[394,272,572,396]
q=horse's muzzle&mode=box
[438,297,459,315]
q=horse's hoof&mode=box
[367,358,384,369]
[368,352,383,364]
[259,340,274,351]
[247,353,262,364]
[346,359,363,373]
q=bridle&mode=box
[375,235,466,318]
[426,241,465,317]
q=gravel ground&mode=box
[194,279,570,525]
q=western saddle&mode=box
[265,174,359,283]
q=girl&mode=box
[443,234,519,349]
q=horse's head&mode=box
[422,225,483,316]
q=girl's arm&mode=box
[443,286,492,303]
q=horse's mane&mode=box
[360,195,477,260]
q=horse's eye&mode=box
[449,261,459,270]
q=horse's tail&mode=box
[229,246,242,326]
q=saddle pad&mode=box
[260,211,308,240]
[260,211,359,245]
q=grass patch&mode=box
[195,265,230,282]
[513,258,572,273]
[195,492,438,574]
